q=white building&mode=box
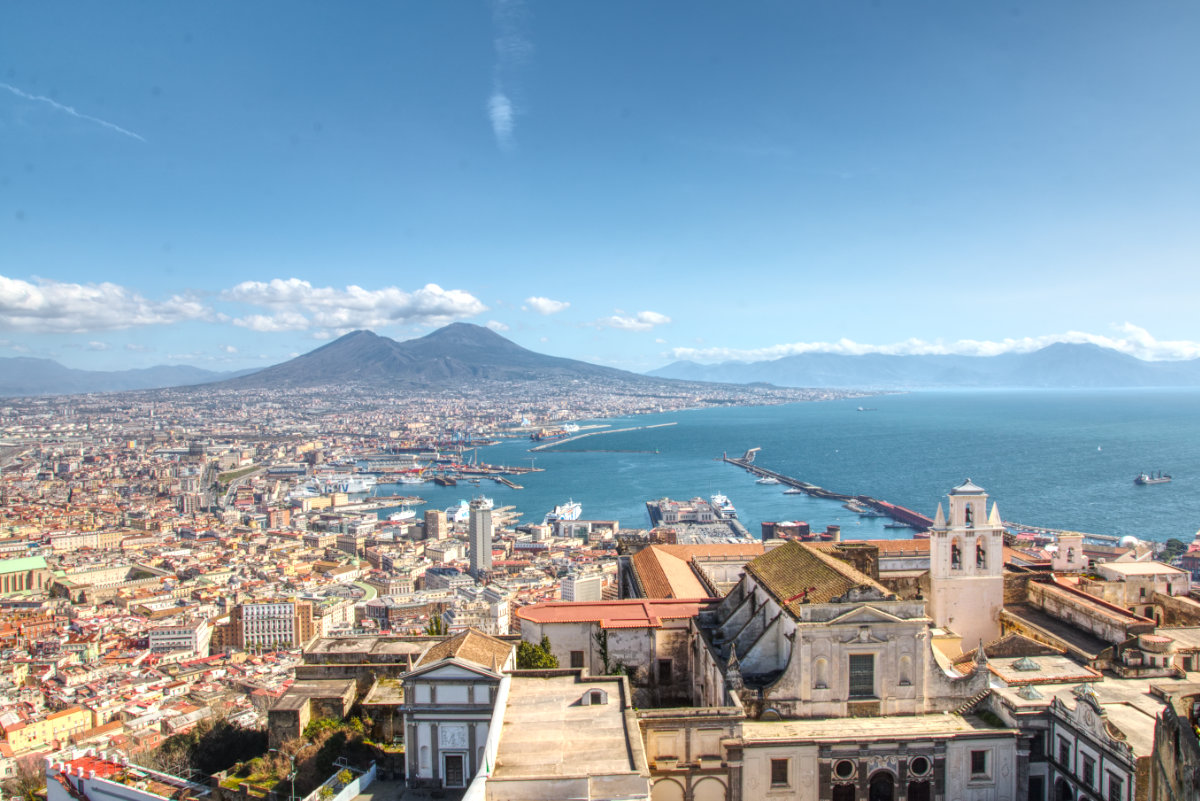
[148,618,213,655]
[468,499,493,577]
[237,600,313,649]
[402,630,515,790]
[562,571,603,602]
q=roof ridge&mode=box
[803,542,890,594]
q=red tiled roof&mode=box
[517,599,710,629]
[632,543,764,599]
[61,756,123,780]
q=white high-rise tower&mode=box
[928,479,1005,649]
[468,499,493,578]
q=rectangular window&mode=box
[848,654,875,698]
[770,758,789,787]
[1030,732,1045,760]
[1107,773,1123,801]
[970,750,988,777]
[1058,737,1070,766]
[658,659,673,684]
[1082,755,1095,788]
[570,650,584,669]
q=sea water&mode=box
[373,389,1200,543]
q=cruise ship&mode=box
[445,497,494,524]
[710,493,737,520]
[544,500,582,525]
[318,474,377,494]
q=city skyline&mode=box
[2,2,1199,371]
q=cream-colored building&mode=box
[927,479,1006,650]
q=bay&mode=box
[373,390,1200,543]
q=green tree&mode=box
[1161,538,1188,561]
[424,616,447,636]
[516,635,559,669]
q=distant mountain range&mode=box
[7,332,1200,398]
[0,324,668,397]
[648,342,1200,389]
[220,324,645,388]
[0,358,247,397]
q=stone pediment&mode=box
[824,605,908,626]
[402,657,499,682]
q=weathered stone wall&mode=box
[1153,592,1200,627]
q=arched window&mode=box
[1066,547,1075,562]
[964,505,973,527]
[976,538,987,569]
[870,771,895,801]
[950,539,962,569]
[420,745,430,770]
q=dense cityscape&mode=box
[5,3,1200,800]
[0,371,1192,801]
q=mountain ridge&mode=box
[647,342,1200,389]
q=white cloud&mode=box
[220,344,238,354]
[125,343,151,352]
[523,296,569,315]
[597,310,672,332]
[485,320,510,332]
[224,278,486,334]
[86,341,110,351]
[486,0,530,150]
[0,274,211,333]
[669,324,1200,363]
[488,92,515,150]
[0,81,145,142]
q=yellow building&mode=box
[3,706,91,753]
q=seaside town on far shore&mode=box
[0,382,1198,801]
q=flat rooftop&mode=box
[271,679,355,711]
[1002,604,1112,659]
[493,675,644,780]
[305,636,427,657]
[982,655,1103,686]
[743,713,1010,743]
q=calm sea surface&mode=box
[373,390,1200,543]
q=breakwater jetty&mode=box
[530,422,677,452]
[721,448,934,531]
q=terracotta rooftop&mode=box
[416,628,513,670]
[517,599,710,629]
[809,539,930,557]
[745,540,891,610]
[631,543,763,598]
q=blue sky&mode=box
[2,1,1199,372]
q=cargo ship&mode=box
[530,424,580,442]
[1134,471,1172,485]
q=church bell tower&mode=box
[928,479,1005,650]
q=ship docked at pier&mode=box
[544,500,582,525]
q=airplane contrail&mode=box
[0,81,146,142]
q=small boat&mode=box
[783,488,806,495]
[884,522,912,529]
[756,477,779,485]
[1134,471,1172,485]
